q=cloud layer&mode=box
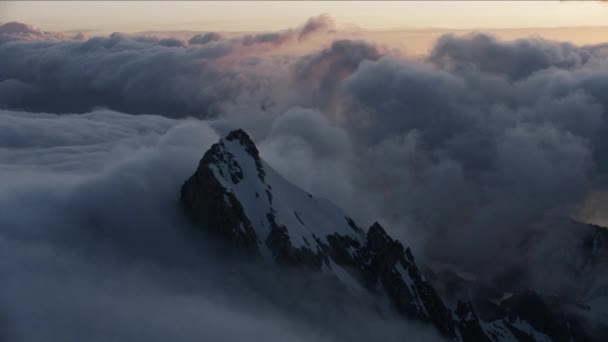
[0,109,441,341]
[3,18,608,336]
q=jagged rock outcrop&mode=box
[360,223,456,336]
[180,129,361,271]
[180,129,605,341]
[499,291,588,342]
[180,130,260,256]
[455,301,490,342]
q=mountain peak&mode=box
[225,128,260,160]
[180,129,463,337]
[181,128,364,264]
[179,129,590,341]
[225,128,253,145]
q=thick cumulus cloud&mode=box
[252,32,608,289]
[292,39,383,111]
[298,14,336,41]
[0,33,238,117]
[0,15,334,118]
[0,21,65,44]
[428,33,593,80]
[188,32,222,45]
[257,108,364,221]
[187,14,333,50]
[238,13,335,47]
[0,109,440,342]
[332,35,608,286]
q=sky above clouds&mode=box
[1,1,608,33]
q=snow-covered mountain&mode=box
[180,129,602,341]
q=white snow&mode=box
[209,134,565,342]
[262,162,362,248]
[209,136,363,261]
[210,139,273,239]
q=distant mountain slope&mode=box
[180,129,597,341]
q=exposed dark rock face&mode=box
[455,301,490,342]
[360,223,456,337]
[180,129,606,342]
[181,129,337,268]
[265,213,327,270]
[325,233,362,266]
[582,224,608,268]
[179,129,460,337]
[499,291,589,342]
[180,140,259,256]
[225,129,265,181]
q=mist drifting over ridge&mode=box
[2,15,608,340]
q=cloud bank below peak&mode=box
[3,17,608,303]
[0,108,441,342]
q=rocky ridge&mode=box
[180,129,599,341]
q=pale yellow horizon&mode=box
[1,1,608,34]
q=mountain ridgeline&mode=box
[180,129,599,342]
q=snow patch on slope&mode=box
[208,133,363,263]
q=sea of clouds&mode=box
[2,14,608,340]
